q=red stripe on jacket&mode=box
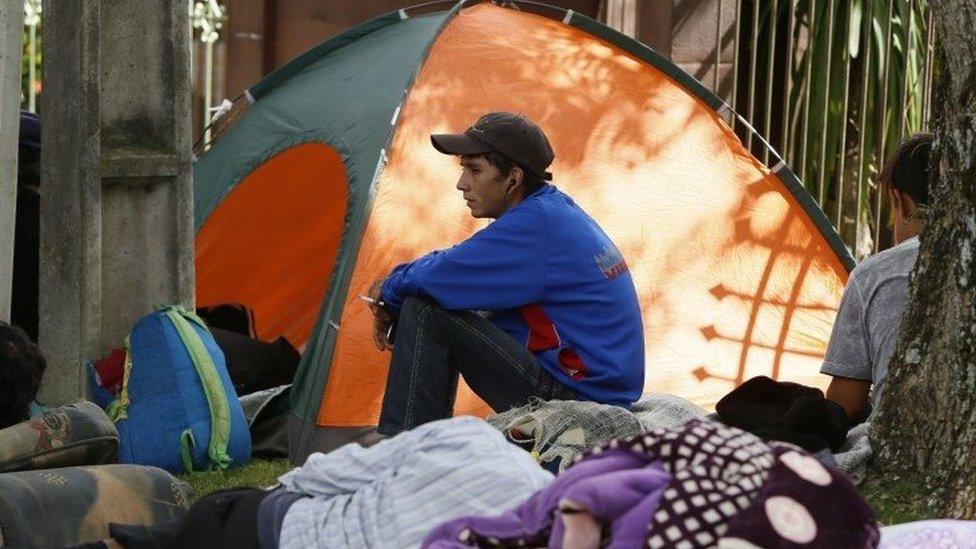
[519,304,561,351]
[558,347,588,381]
[519,304,588,380]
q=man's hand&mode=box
[368,279,394,351]
[372,308,394,351]
[367,279,384,308]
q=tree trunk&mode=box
[867,0,976,517]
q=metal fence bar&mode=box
[762,0,778,165]
[854,0,875,254]
[607,0,624,33]
[27,17,37,111]
[204,40,214,146]
[874,0,897,252]
[835,5,853,228]
[730,0,742,128]
[23,0,41,113]
[730,0,742,129]
[714,0,722,93]
[711,0,935,254]
[745,0,760,152]
[895,0,915,142]
[799,0,816,183]
[816,0,837,207]
[623,0,637,38]
[921,6,935,129]
[780,0,795,164]
[191,0,227,150]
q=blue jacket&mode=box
[380,184,645,406]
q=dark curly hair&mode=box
[0,321,46,429]
[879,133,934,206]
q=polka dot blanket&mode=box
[422,419,878,548]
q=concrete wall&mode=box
[98,0,195,350]
[39,0,194,404]
[39,0,101,403]
[218,0,734,102]
[219,0,602,99]
[224,1,264,104]
[636,0,737,102]
[0,3,24,321]
[205,0,735,140]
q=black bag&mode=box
[210,328,299,397]
[715,376,850,452]
[197,303,256,338]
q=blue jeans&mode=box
[377,296,578,435]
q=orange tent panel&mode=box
[196,143,349,348]
[315,5,847,427]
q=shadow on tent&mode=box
[191,1,854,462]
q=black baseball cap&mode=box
[430,112,555,180]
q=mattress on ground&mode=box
[0,401,118,473]
[0,463,190,548]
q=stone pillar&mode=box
[39,0,101,403]
[0,2,24,321]
[40,0,194,404]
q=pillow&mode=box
[0,401,118,472]
[0,464,191,547]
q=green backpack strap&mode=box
[161,305,232,472]
[180,308,214,334]
[180,429,197,473]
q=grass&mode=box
[860,476,940,525]
[178,458,939,525]
[178,459,294,501]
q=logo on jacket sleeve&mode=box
[594,244,629,279]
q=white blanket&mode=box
[277,417,552,549]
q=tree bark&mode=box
[867,0,976,517]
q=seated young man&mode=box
[367,112,645,436]
[822,133,933,422]
[0,321,47,429]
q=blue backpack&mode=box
[108,306,251,473]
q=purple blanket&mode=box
[424,419,878,548]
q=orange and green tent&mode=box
[193,1,855,462]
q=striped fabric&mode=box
[277,417,552,548]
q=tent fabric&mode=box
[315,3,850,426]
[193,11,451,229]
[192,8,458,449]
[192,1,854,462]
[196,143,348,346]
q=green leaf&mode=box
[872,19,886,81]
[849,0,863,57]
